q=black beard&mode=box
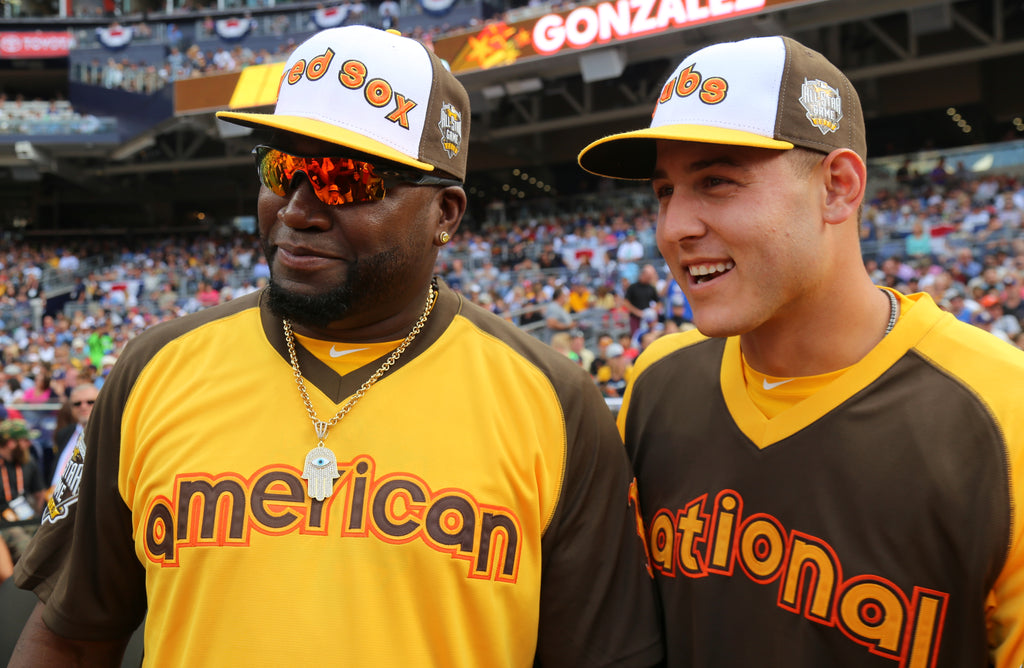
[265,247,404,329]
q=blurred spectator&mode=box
[624,264,660,335]
[568,329,594,370]
[167,22,183,47]
[663,277,691,325]
[616,332,639,362]
[196,281,221,308]
[984,296,1022,341]
[47,384,98,489]
[212,46,237,71]
[567,281,592,314]
[166,45,188,79]
[596,343,631,398]
[0,418,46,582]
[543,287,574,341]
[588,332,614,378]
[972,309,1009,342]
[549,332,578,364]
[616,231,644,283]
[904,219,931,258]
[86,327,113,371]
[379,0,399,29]
[21,368,56,404]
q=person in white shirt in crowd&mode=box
[47,384,99,490]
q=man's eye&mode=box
[654,185,673,199]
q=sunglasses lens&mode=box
[258,149,290,197]
[254,147,387,206]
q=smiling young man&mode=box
[579,35,1024,667]
[10,27,662,667]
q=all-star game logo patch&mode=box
[798,78,843,136]
[438,101,462,159]
[44,433,86,525]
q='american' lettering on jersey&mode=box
[142,455,522,582]
[650,489,948,667]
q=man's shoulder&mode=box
[632,329,716,378]
[913,311,1024,418]
[454,299,594,382]
[120,292,263,364]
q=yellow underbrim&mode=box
[216,111,436,173]
[578,124,795,180]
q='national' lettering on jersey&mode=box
[649,488,947,666]
[143,454,522,582]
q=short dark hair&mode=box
[787,147,826,176]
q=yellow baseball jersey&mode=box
[618,290,1024,667]
[17,282,662,667]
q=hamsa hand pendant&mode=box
[302,445,341,501]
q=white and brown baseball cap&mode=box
[578,35,866,180]
[217,26,469,181]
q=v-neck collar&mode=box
[260,280,461,403]
[721,291,942,449]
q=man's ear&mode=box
[434,185,467,246]
[821,148,866,226]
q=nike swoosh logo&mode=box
[762,378,794,390]
[329,346,368,358]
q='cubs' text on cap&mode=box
[578,35,866,180]
[217,26,469,181]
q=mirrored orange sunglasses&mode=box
[252,145,461,206]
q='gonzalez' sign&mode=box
[534,0,765,54]
[0,32,74,59]
[433,0,804,73]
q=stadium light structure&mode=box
[504,78,543,96]
[579,48,625,83]
[110,135,157,162]
[482,85,506,100]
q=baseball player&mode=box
[10,26,662,667]
[578,35,1024,666]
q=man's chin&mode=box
[266,280,352,329]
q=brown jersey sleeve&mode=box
[12,297,257,639]
[535,368,664,667]
[14,339,148,639]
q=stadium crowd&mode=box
[0,155,1022,414]
[73,6,470,93]
[0,94,113,136]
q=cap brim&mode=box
[216,111,437,173]
[578,124,795,180]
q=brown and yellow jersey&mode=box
[619,291,1024,667]
[16,282,662,667]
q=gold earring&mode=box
[438,231,450,245]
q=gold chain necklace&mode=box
[283,284,437,500]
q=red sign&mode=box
[0,32,74,59]
[434,0,807,73]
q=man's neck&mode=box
[741,283,894,378]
